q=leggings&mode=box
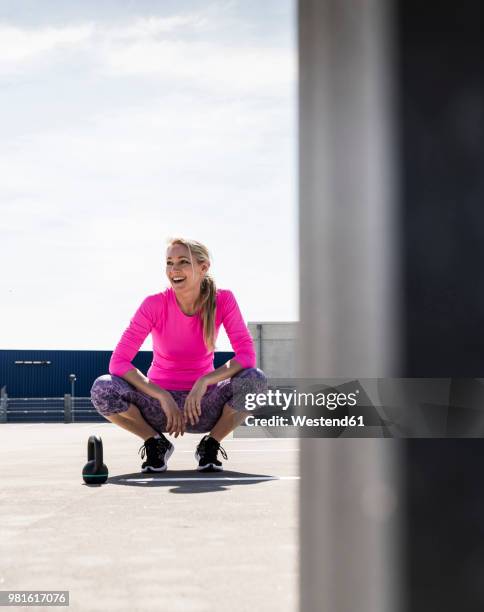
[90,367,268,434]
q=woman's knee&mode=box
[90,374,128,396]
[234,366,266,379]
[90,374,130,416]
[228,367,268,413]
[90,374,111,392]
[234,367,268,390]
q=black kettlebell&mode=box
[82,435,109,485]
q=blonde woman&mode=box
[90,237,268,472]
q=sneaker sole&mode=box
[197,464,223,472]
[194,450,223,472]
[142,444,174,473]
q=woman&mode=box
[90,237,268,473]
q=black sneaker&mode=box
[195,435,228,472]
[138,435,174,472]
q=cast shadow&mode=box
[103,469,280,493]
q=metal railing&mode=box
[0,394,105,423]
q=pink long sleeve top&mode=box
[108,287,256,391]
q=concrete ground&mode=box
[0,424,299,612]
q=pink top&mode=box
[109,287,256,391]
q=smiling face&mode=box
[166,243,209,293]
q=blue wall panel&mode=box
[0,350,234,397]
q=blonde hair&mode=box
[166,236,217,351]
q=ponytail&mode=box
[196,273,217,352]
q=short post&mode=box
[0,387,7,423]
[64,393,73,423]
[69,374,76,421]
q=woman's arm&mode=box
[123,367,171,401]
[124,368,185,436]
[109,295,169,400]
[184,359,245,426]
[200,358,244,386]
[110,297,185,435]
[218,289,257,372]
[197,290,256,387]
[183,291,256,424]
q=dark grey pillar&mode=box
[398,2,484,610]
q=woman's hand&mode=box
[184,378,208,426]
[158,392,185,438]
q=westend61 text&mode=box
[245,415,365,427]
[244,389,359,411]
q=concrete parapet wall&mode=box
[248,322,299,378]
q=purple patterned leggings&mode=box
[90,368,268,434]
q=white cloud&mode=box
[0,13,295,94]
[100,39,294,93]
[0,13,209,69]
[104,15,212,40]
[0,23,94,67]
[0,14,206,73]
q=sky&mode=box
[0,0,297,352]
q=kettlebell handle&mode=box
[87,435,103,471]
